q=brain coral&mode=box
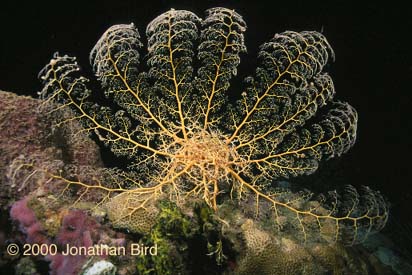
[105,192,159,234]
[236,219,369,275]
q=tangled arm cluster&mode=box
[33,7,387,245]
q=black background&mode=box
[0,0,409,252]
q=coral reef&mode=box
[10,197,50,245]
[105,192,160,234]
[1,6,393,275]
[0,88,392,274]
[235,218,369,275]
[0,90,102,209]
[9,195,131,275]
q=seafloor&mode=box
[0,90,411,274]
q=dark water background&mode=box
[0,0,409,268]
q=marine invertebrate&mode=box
[34,7,387,244]
[9,196,128,275]
[0,90,103,213]
[10,197,50,245]
[236,219,369,275]
[105,192,159,234]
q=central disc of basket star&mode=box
[170,128,241,208]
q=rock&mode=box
[82,260,117,275]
